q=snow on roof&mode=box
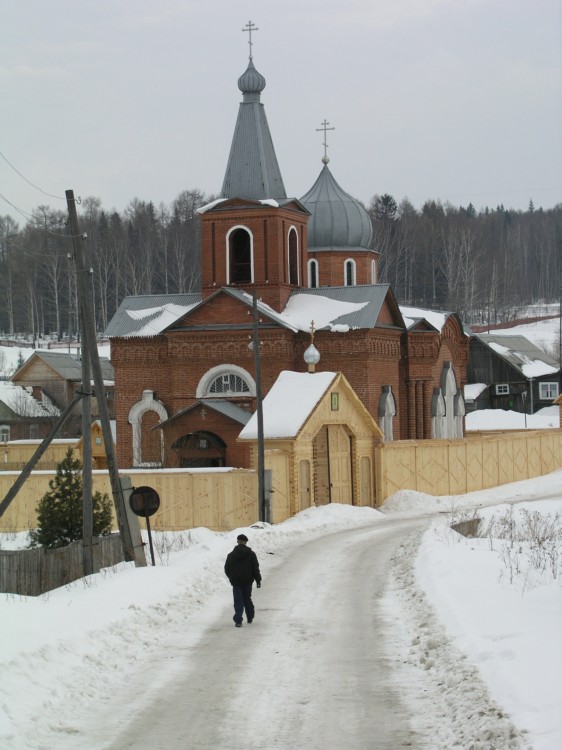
[239,371,336,439]
[521,360,558,378]
[0,382,60,417]
[124,303,198,337]
[478,334,559,378]
[281,294,369,331]
[464,383,488,401]
[399,305,448,332]
[197,198,280,214]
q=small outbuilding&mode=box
[238,371,384,523]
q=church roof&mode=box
[286,285,401,331]
[104,293,200,338]
[300,164,373,251]
[221,58,287,201]
[104,285,404,339]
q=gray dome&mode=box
[238,60,266,96]
[300,164,373,250]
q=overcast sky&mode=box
[1,0,561,225]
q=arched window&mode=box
[196,365,256,398]
[344,258,356,286]
[209,372,251,395]
[227,227,253,284]
[288,227,299,285]
[308,259,319,288]
[128,390,168,467]
[371,259,377,285]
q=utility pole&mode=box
[66,190,145,567]
[252,290,266,522]
[81,318,95,576]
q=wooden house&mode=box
[238,371,384,523]
[11,351,115,436]
[468,334,560,413]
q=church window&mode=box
[308,259,319,288]
[209,372,251,395]
[344,259,356,286]
[128,390,168,467]
[197,365,256,398]
[371,259,377,284]
[288,227,299,285]
[228,227,253,284]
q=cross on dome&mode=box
[242,21,259,60]
[316,119,335,164]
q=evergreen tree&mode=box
[29,448,112,548]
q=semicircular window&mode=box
[208,372,251,396]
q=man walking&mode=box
[224,533,262,627]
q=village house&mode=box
[467,333,560,413]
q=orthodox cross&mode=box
[310,320,316,344]
[316,119,335,162]
[242,21,259,60]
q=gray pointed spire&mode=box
[221,55,287,201]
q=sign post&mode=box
[129,486,161,566]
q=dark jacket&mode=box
[224,543,261,587]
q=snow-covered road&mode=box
[66,514,526,750]
[105,517,423,749]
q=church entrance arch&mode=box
[171,431,226,468]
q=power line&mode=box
[0,149,64,200]
[0,191,35,221]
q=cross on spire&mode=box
[316,119,335,164]
[242,21,259,60]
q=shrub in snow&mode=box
[29,448,112,549]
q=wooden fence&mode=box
[0,533,124,596]
[375,429,562,503]
[0,468,258,534]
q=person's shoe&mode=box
[235,622,242,628]
[247,618,253,624]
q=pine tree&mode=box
[29,448,112,548]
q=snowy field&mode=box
[1,470,561,749]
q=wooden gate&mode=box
[327,424,352,503]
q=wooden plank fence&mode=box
[0,533,125,596]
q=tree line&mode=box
[0,190,560,339]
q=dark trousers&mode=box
[232,583,255,624]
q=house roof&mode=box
[474,334,559,379]
[239,371,338,439]
[13,351,114,383]
[155,399,252,429]
[0,382,60,417]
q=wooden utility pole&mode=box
[66,189,145,567]
[252,290,266,522]
[80,321,95,576]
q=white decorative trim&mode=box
[196,364,256,398]
[344,258,356,286]
[308,258,319,288]
[287,225,299,285]
[128,390,168,467]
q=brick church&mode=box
[106,45,468,471]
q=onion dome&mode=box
[238,59,266,99]
[300,164,373,250]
